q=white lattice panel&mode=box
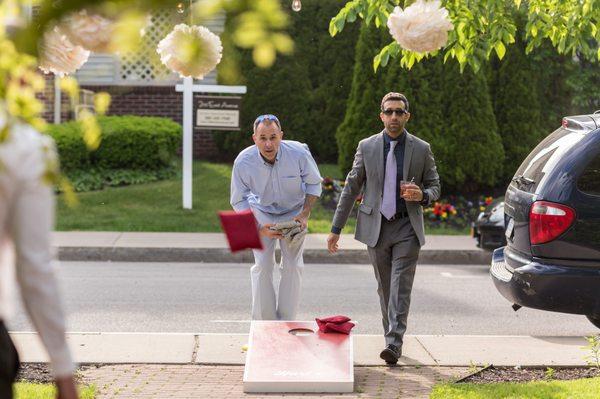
[74,7,224,86]
[119,9,181,84]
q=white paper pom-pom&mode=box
[387,0,453,53]
[39,27,90,76]
[59,10,115,53]
[156,24,223,79]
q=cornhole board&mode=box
[243,321,354,393]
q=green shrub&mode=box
[46,115,182,172]
[93,116,181,170]
[64,166,178,192]
[46,121,90,171]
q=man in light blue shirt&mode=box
[230,114,322,320]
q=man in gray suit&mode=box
[327,92,440,365]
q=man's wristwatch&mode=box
[419,191,429,206]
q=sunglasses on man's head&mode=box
[254,114,281,129]
[383,108,407,116]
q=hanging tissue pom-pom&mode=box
[387,0,453,53]
[156,24,223,79]
[39,27,90,76]
[59,10,115,53]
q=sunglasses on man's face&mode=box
[383,109,407,116]
[254,114,281,129]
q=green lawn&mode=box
[56,161,464,234]
[431,377,600,399]
[15,382,95,399]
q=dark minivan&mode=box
[491,112,600,329]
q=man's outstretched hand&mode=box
[327,233,340,254]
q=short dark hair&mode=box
[381,92,409,112]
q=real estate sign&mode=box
[196,95,242,130]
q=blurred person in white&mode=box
[0,111,78,399]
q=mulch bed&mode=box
[18,362,600,385]
[16,363,94,384]
[459,366,600,384]
[16,363,53,384]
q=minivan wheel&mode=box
[586,314,600,329]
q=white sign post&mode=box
[175,80,246,209]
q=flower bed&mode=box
[321,177,496,231]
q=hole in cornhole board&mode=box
[288,328,314,336]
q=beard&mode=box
[386,122,403,134]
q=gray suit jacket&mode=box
[332,130,441,247]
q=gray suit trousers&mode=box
[367,216,420,348]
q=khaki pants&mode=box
[0,321,19,399]
[250,207,306,321]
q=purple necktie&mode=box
[381,140,397,220]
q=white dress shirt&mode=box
[230,140,322,216]
[0,118,74,378]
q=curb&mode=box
[57,247,492,264]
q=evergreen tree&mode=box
[568,59,600,114]
[440,61,504,191]
[532,46,574,132]
[336,24,390,174]
[493,37,542,182]
[301,0,359,162]
[338,40,502,192]
[389,58,448,184]
[214,0,359,162]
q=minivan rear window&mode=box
[578,155,600,196]
[513,127,586,193]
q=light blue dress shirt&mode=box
[230,140,322,216]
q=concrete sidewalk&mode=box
[13,332,591,367]
[52,232,491,264]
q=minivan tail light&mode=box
[529,201,576,245]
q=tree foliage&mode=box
[439,61,504,190]
[336,24,391,173]
[330,0,600,73]
[490,36,542,181]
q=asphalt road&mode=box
[8,261,598,336]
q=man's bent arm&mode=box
[300,144,323,198]
[299,194,319,218]
[230,161,251,211]
[421,144,440,205]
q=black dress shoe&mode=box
[379,344,401,365]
